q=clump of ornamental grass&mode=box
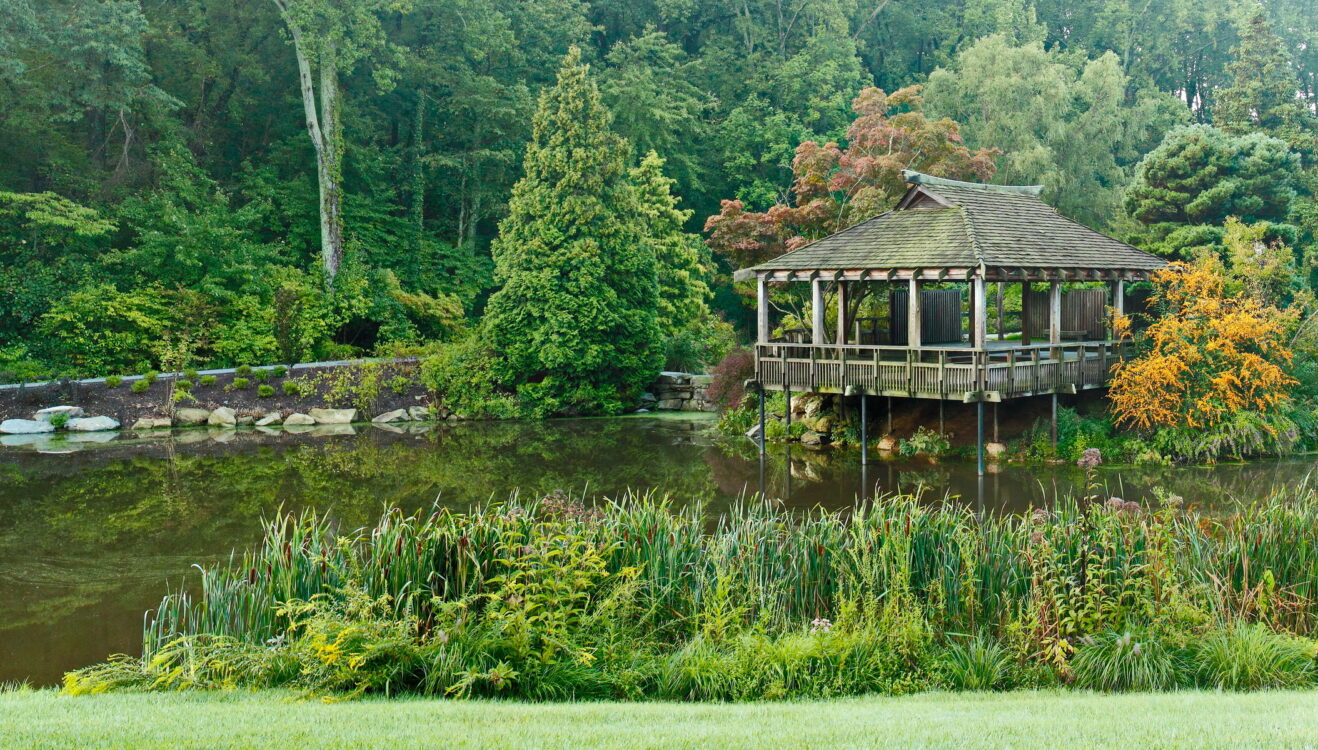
[1069,630,1185,691]
[1193,623,1315,690]
[104,375,122,388]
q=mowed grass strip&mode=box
[4,689,1317,749]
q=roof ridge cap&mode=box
[903,170,1043,197]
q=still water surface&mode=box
[2,414,1314,685]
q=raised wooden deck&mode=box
[755,340,1130,402]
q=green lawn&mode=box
[4,689,1317,749]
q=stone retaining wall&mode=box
[644,371,717,412]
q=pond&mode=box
[2,414,1314,686]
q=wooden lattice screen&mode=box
[889,289,962,345]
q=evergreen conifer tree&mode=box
[630,151,713,339]
[1215,13,1310,152]
[482,47,661,415]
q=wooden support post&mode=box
[836,281,848,346]
[1020,280,1032,345]
[812,277,826,345]
[972,274,988,350]
[993,402,999,442]
[757,274,769,345]
[887,396,893,435]
[1048,280,1062,345]
[907,275,922,349]
[1110,279,1124,338]
[996,282,1005,341]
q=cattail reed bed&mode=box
[67,481,1318,699]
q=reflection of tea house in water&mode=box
[736,170,1166,474]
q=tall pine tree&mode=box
[482,48,661,415]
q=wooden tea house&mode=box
[736,170,1166,470]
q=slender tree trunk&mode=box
[275,0,345,285]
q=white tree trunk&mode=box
[274,0,344,285]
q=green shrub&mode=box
[273,366,288,378]
[235,365,253,376]
[253,368,271,382]
[1194,624,1315,690]
[130,379,150,393]
[47,413,69,429]
[199,375,217,387]
[230,377,250,390]
[283,380,305,397]
[898,427,951,458]
[183,369,199,380]
[258,384,275,398]
[104,375,123,388]
[386,374,413,395]
[942,634,1014,691]
[175,379,193,392]
[143,370,159,384]
[1070,631,1183,691]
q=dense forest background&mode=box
[1,0,1315,387]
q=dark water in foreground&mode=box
[2,414,1315,686]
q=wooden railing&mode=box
[755,341,1130,401]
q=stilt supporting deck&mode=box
[860,394,868,466]
[758,383,767,455]
[784,383,791,432]
[887,396,893,435]
[976,401,985,476]
[1050,393,1058,447]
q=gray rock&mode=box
[690,374,714,387]
[284,423,315,434]
[35,405,84,422]
[800,430,824,446]
[309,408,356,424]
[634,408,650,414]
[254,413,282,427]
[1,418,55,435]
[408,406,431,421]
[131,417,172,430]
[65,416,120,432]
[986,442,1007,459]
[236,414,255,426]
[640,392,657,403]
[372,408,409,423]
[207,407,237,427]
[656,399,684,410]
[370,422,405,434]
[876,435,898,452]
[745,422,763,441]
[655,371,691,385]
[284,412,316,426]
[174,408,211,426]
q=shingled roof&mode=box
[742,171,1165,281]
